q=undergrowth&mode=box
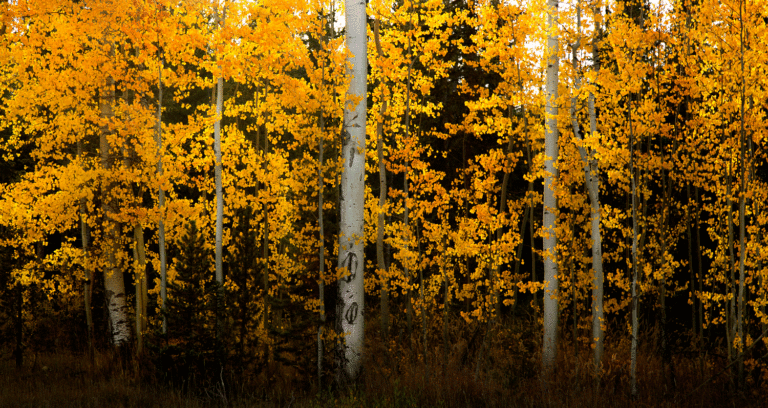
[1,312,766,408]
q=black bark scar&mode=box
[342,252,358,283]
[345,302,359,324]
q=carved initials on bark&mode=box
[345,302,359,324]
[342,252,358,283]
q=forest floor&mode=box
[1,338,766,408]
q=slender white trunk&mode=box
[156,51,168,336]
[98,30,129,346]
[77,141,94,360]
[542,0,560,376]
[133,225,147,353]
[214,4,226,289]
[336,0,367,382]
[373,16,390,342]
[570,4,604,374]
[100,75,130,347]
[214,78,224,287]
[629,96,639,399]
[736,1,746,385]
[317,7,329,386]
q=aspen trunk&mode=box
[588,6,604,376]
[336,0,367,382]
[736,2,747,385]
[263,114,271,362]
[696,187,704,353]
[317,11,328,385]
[527,138,537,309]
[629,96,639,399]
[133,225,148,353]
[77,140,95,361]
[441,236,449,368]
[726,160,735,369]
[570,5,604,374]
[687,184,696,338]
[213,4,226,326]
[403,7,414,339]
[495,106,516,317]
[156,50,168,336]
[373,17,390,342]
[100,68,130,348]
[542,0,560,376]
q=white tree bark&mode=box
[156,50,168,336]
[133,225,148,353]
[214,4,226,290]
[373,16,390,342]
[629,96,639,399]
[336,0,367,383]
[571,3,604,374]
[77,140,94,359]
[100,74,130,347]
[737,1,747,385]
[542,0,560,376]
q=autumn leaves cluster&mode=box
[1,0,767,384]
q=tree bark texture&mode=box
[542,0,560,376]
[336,0,367,383]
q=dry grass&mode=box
[2,318,767,408]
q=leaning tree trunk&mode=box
[542,0,560,376]
[336,0,367,383]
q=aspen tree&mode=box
[542,0,560,376]
[736,0,747,387]
[373,13,390,343]
[336,0,367,383]
[99,31,131,347]
[133,225,148,353]
[588,1,604,375]
[77,140,94,362]
[156,41,168,337]
[568,0,604,374]
[315,0,334,387]
[629,94,639,399]
[213,1,226,330]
